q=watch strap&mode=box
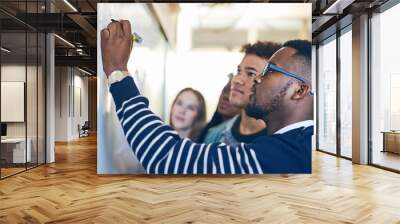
[108,70,129,86]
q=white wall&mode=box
[55,67,68,141]
[54,67,89,141]
[71,73,89,139]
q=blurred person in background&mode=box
[204,41,282,147]
[197,73,241,142]
[169,88,207,142]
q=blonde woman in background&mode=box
[169,88,206,142]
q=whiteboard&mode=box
[1,82,25,122]
[97,3,164,174]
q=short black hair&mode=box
[283,39,312,81]
[283,39,311,62]
[241,41,282,59]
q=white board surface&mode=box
[1,82,25,122]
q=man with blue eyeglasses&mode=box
[101,20,314,174]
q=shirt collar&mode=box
[273,120,314,135]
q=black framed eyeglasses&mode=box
[260,63,314,95]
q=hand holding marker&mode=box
[111,19,143,44]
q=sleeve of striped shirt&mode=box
[109,76,264,174]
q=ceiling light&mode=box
[54,34,75,48]
[1,47,11,53]
[63,0,78,12]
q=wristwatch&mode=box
[108,70,129,86]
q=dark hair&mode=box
[170,88,207,142]
[283,39,312,80]
[241,41,282,59]
[283,39,311,61]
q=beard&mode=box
[245,81,293,122]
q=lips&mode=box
[174,115,185,122]
[231,85,244,95]
[219,101,230,110]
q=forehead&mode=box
[269,47,297,67]
[239,54,267,68]
[177,91,199,104]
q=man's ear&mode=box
[291,83,310,100]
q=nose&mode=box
[254,76,262,84]
[232,73,244,85]
[176,106,186,115]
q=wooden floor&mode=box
[1,135,400,223]
[1,163,45,178]
[1,167,26,178]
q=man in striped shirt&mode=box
[101,20,314,174]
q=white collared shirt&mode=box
[273,120,314,135]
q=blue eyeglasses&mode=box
[259,63,314,95]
